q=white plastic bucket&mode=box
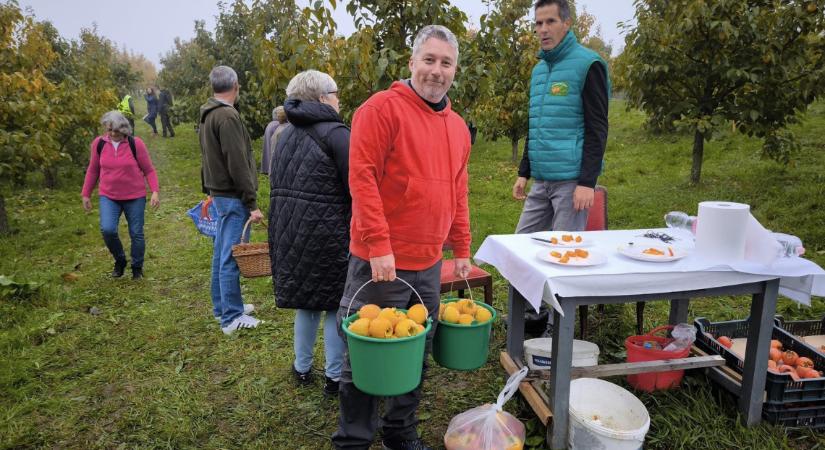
[568,378,650,450]
[524,338,599,370]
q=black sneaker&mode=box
[323,376,339,396]
[292,366,312,386]
[132,267,144,280]
[112,260,127,278]
[382,438,431,450]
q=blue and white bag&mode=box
[187,197,218,238]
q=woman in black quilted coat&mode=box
[268,70,350,396]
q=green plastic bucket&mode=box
[433,299,497,371]
[341,277,433,397]
[342,311,432,396]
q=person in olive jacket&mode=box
[199,65,264,335]
[268,70,349,396]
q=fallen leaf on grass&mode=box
[61,272,79,282]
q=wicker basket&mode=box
[232,219,271,278]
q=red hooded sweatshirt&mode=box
[349,81,472,270]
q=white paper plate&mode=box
[535,249,608,267]
[531,231,594,248]
[617,243,688,262]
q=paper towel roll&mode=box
[696,201,750,261]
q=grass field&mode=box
[1,100,824,449]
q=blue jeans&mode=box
[210,196,250,327]
[294,309,345,379]
[99,196,146,268]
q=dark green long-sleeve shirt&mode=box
[198,98,258,210]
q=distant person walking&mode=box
[117,93,135,131]
[158,88,175,138]
[260,106,284,175]
[199,65,264,335]
[143,87,159,136]
[81,111,160,280]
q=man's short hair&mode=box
[534,0,571,22]
[412,25,459,59]
[285,70,337,102]
[100,110,132,136]
[209,65,238,94]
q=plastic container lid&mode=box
[524,337,600,370]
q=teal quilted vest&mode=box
[528,31,610,181]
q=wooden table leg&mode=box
[739,278,780,425]
[547,300,577,449]
[506,284,527,362]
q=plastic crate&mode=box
[762,400,825,428]
[695,317,825,404]
[775,315,825,355]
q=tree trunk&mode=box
[43,167,58,189]
[511,137,520,163]
[690,130,704,185]
[0,196,9,236]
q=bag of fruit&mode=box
[444,366,528,450]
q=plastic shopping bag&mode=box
[444,366,528,450]
[187,196,218,238]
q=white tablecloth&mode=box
[474,229,825,314]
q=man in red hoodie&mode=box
[332,25,472,450]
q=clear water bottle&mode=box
[664,211,697,234]
[772,232,805,257]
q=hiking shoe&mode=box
[221,314,260,335]
[132,267,144,280]
[112,260,127,278]
[292,365,313,386]
[382,438,431,450]
[323,376,340,396]
[214,304,255,322]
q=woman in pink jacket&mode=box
[81,111,160,279]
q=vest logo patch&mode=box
[550,82,569,96]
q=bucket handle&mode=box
[645,325,674,337]
[495,366,529,411]
[447,277,474,302]
[344,277,428,319]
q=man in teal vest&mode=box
[513,0,610,336]
[513,0,609,235]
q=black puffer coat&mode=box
[268,98,351,311]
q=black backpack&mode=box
[97,136,137,160]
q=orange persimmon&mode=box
[718,336,733,348]
[782,350,799,367]
[779,365,801,381]
[769,348,783,362]
[796,357,814,369]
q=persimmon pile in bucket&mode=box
[347,304,428,338]
[438,299,494,325]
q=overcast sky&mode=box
[20,0,635,69]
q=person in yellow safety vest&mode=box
[118,95,135,131]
